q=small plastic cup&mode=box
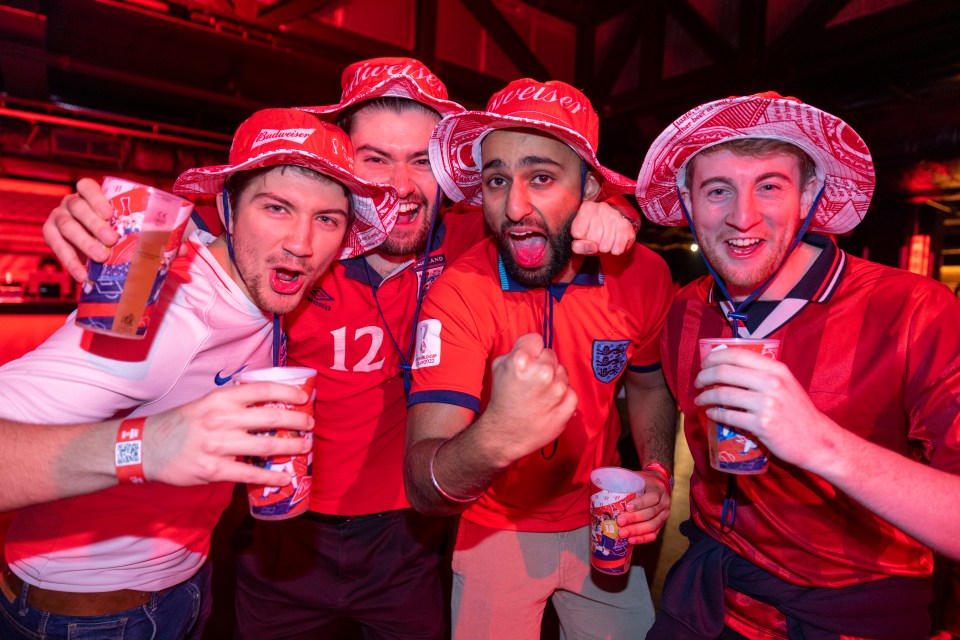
[75,177,193,339]
[698,338,781,474]
[237,367,316,520]
[589,467,645,575]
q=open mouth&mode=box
[725,238,764,257]
[270,267,306,295]
[509,229,548,268]
[395,200,422,225]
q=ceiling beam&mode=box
[591,2,650,106]
[258,0,343,28]
[766,0,850,60]
[460,0,550,79]
[415,0,439,68]
[659,0,735,63]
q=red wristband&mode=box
[643,461,673,491]
[116,417,147,485]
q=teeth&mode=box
[728,238,761,247]
[399,202,419,213]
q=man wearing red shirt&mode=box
[404,78,676,639]
[41,59,640,638]
[636,93,960,639]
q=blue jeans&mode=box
[0,561,211,640]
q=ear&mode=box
[582,171,601,202]
[216,192,234,234]
[680,188,694,215]
[799,177,818,219]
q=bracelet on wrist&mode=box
[643,461,673,491]
[116,417,147,485]
[429,445,481,504]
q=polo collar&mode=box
[498,255,604,301]
[708,234,846,338]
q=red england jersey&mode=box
[285,205,487,515]
[661,235,960,613]
[408,239,674,532]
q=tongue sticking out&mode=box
[511,235,547,268]
[271,268,304,295]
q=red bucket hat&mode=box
[635,92,875,234]
[174,108,399,260]
[428,78,635,206]
[299,57,465,120]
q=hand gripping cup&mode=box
[698,338,781,474]
[589,467,645,575]
[75,177,193,339]
[238,367,316,520]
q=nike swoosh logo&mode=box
[214,364,249,386]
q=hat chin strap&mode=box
[223,186,283,366]
[680,184,825,337]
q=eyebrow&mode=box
[355,144,429,159]
[698,171,793,190]
[253,192,348,216]
[482,155,563,171]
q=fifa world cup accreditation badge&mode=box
[592,340,629,383]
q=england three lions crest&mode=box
[593,340,630,383]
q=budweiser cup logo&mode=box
[251,128,316,149]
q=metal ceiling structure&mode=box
[2,0,960,275]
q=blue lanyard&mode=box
[363,186,441,397]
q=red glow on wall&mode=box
[906,234,931,276]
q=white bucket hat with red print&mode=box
[298,57,465,120]
[635,91,875,235]
[174,108,399,260]
[429,78,636,206]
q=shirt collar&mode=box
[498,254,604,301]
[707,234,847,337]
[342,211,449,285]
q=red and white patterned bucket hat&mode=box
[174,108,399,259]
[635,92,875,234]
[429,78,636,206]
[299,57,465,120]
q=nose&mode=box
[727,192,762,231]
[282,214,314,258]
[391,162,415,199]
[505,182,533,223]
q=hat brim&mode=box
[174,149,399,260]
[635,95,875,235]
[298,77,465,122]
[429,111,636,206]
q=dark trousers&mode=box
[235,509,449,640]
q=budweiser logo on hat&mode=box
[174,108,399,259]
[298,57,465,120]
[428,78,634,206]
[251,128,317,149]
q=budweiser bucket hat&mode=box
[429,78,636,206]
[174,108,399,259]
[635,91,875,234]
[299,57,465,120]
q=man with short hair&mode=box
[404,78,676,639]
[636,92,960,639]
[0,108,397,639]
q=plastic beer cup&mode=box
[698,338,781,474]
[75,177,193,339]
[238,367,316,520]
